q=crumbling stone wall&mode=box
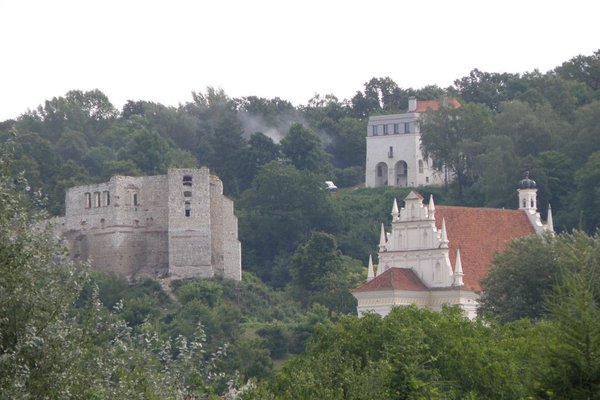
[59,169,241,281]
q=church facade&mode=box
[55,168,242,282]
[352,175,552,319]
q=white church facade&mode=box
[352,174,553,319]
[365,97,458,188]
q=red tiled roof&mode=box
[353,267,429,293]
[415,98,461,113]
[435,206,535,291]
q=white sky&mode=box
[1,0,598,121]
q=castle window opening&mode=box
[133,193,139,206]
[94,192,101,208]
[103,191,110,206]
[185,201,191,217]
[184,191,192,198]
[84,192,91,209]
[183,176,193,186]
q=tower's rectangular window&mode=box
[372,125,378,136]
[418,160,424,173]
[94,192,100,208]
[388,146,394,158]
[133,193,139,206]
[84,192,91,209]
[103,191,110,206]
[404,122,411,133]
[183,176,193,186]
[383,124,389,135]
[393,123,400,134]
[185,201,191,217]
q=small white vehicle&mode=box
[324,181,338,192]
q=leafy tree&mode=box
[421,102,494,197]
[454,68,526,111]
[280,123,331,174]
[118,125,172,175]
[238,161,337,283]
[555,49,600,91]
[539,232,600,398]
[479,234,560,322]
[289,231,362,313]
[575,151,600,232]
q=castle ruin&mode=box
[57,168,241,281]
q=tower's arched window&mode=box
[183,176,192,186]
[185,201,191,217]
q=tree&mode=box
[479,234,560,322]
[118,125,172,175]
[280,123,331,174]
[575,151,600,232]
[420,102,494,197]
[454,69,526,111]
[538,231,600,398]
[289,231,362,313]
[555,49,600,91]
[237,161,337,284]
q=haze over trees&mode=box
[1,49,600,398]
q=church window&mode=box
[94,192,100,208]
[183,175,193,186]
[418,160,424,173]
[185,201,191,217]
[434,262,442,283]
[103,191,110,206]
[531,199,535,208]
[522,199,526,208]
[84,192,91,209]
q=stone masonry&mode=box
[57,168,241,281]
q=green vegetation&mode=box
[2,49,600,398]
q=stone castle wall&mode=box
[59,169,241,281]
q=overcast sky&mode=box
[1,0,598,121]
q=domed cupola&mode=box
[517,171,537,211]
[519,171,536,189]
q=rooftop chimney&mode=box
[408,96,417,112]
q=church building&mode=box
[352,174,552,319]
